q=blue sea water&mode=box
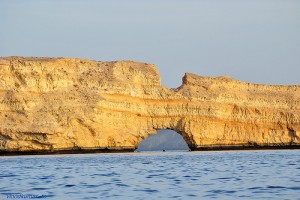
[0,150,300,200]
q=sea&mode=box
[0,150,300,200]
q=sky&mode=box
[1,0,300,88]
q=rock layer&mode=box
[0,56,299,153]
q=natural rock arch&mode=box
[137,123,197,150]
[0,57,299,153]
[136,129,190,151]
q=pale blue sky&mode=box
[1,0,299,88]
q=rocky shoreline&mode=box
[1,145,300,156]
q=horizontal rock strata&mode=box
[0,56,299,153]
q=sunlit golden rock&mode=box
[0,57,299,153]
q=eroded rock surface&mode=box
[0,56,299,152]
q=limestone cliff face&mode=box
[0,56,299,152]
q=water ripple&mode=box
[0,150,299,199]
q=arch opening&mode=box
[136,129,190,152]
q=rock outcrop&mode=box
[0,56,299,153]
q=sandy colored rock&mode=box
[0,56,299,152]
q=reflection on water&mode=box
[0,150,300,199]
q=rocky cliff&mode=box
[0,56,299,153]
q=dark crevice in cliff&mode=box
[0,132,12,140]
[288,128,299,144]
